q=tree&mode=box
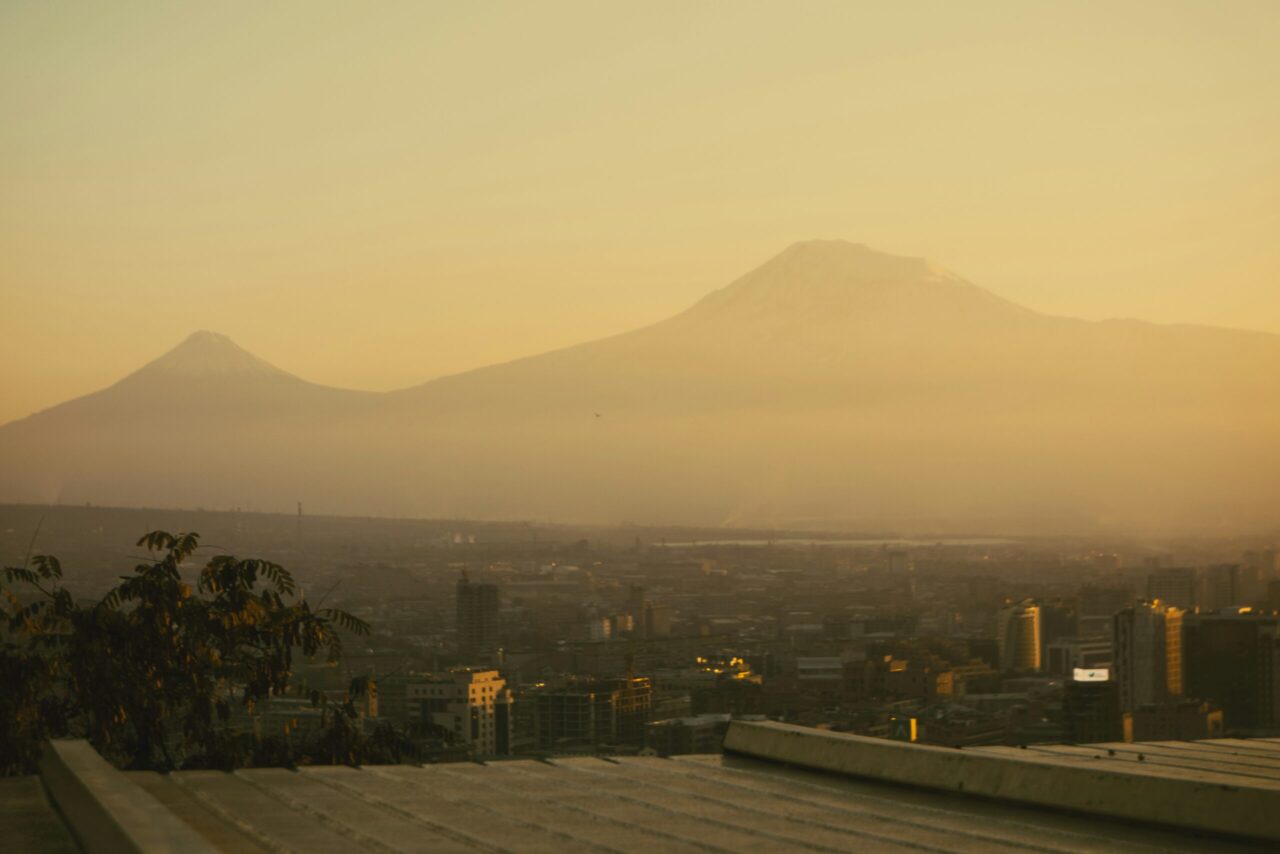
[1,530,375,774]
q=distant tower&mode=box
[996,600,1042,672]
[628,585,646,637]
[1113,601,1183,714]
[1146,568,1199,611]
[456,571,500,663]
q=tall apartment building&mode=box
[1037,599,1079,663]
[1201,564,1264,611]
[1183,611,1280,732]
[407,668,513,757]
[1243,548,1279,576]
[995,600,1041,672]
[1146,568,1199,611]
[1113,601,1183,714]
[456,571,500,662]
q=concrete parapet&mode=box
[723,720,1280,843]
[38,740,216,854]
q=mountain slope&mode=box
[0,331,379,512]
[1,242,1277,533]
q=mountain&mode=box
[2,241,1277,534]
[0,331,376,512]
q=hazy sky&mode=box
[2,1,1278,425]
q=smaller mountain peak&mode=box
[181,329,235,346]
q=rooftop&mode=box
[22,722,1280,852]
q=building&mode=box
[1044,637,1112,676]
[626,584,646,634]
[643,602,673,638]
[1244,548,1279,576]
[1183,610,1280,732]
[795,656,844,684]
[373,674,416,726]
[525,675,653,751]
[586,616,612,641]
[406,668,513,757]
[1201,564,1264,611]
[1037,599,1079,663]
[1063,668,1126,744]
[1078,585,1133,618]
[1132,699,1224,741]
[995,600,1041,672]
[1113,601,1183,714]
[881,659,955,703]
[456,571,500,662]
[645,713,738,756]
[1146,568,1199,611]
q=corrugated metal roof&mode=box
[125,754,1268,852]
[35,736,1280,852]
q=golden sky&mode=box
[2,1,1278,425]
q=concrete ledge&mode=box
[723,721,1280,843]
[39,740,217,854]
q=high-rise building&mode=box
[1145,568,1199,611]
[1113,601,1183,714]
[626,584,647,637]
[1183,610,1280,732]
[456,571,500,661]
[1078,585,1133,618]
[1038,599,1079,663]
[1243,548,1279,576]
[995,600,1041,672]
[407,668,514,757]
[1201,564,1263,611]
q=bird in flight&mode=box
[594,412,602,418]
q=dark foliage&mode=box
[0,531,410,775]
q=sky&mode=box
[2,1,1278,425]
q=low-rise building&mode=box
[406,668,514,757]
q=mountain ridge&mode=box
[11,240,1276,415]
[1,240,1276,535]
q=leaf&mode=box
[137,531,177,552]
[31,555,62,580]
[173,532,200,560]
[5,567,39,586]
[318,609,371,636]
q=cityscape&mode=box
[3,2,1280,851]
[4,504,1277,759]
